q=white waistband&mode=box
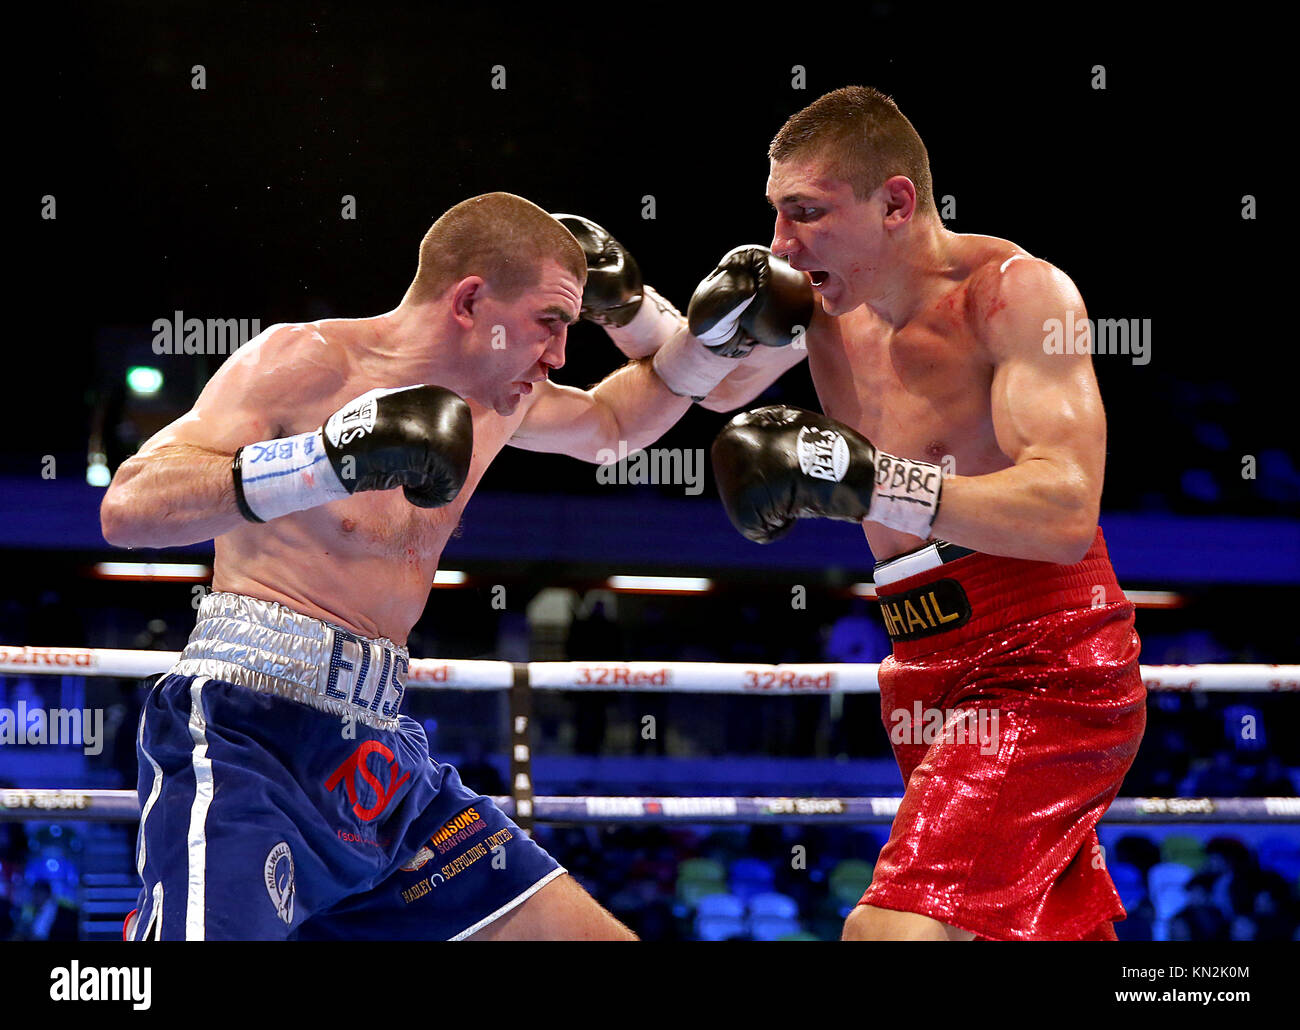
[873,540,973,588]
[173,592,408,729]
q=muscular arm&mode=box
[508,355,692,462]
[697,342,809,412]
[930,260,1105,564]
[99,325,344,548]
[600,275,808,414]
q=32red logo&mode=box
[325,741,411,821]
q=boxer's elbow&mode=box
[1046,529,1094,566]
[1047,489,1099,564]
[99,487,142,548]
[99,505,130,548]
[99,470,158,548]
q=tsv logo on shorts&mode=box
[325,740,411,821]
[796,426,849,482]
[264,842,295,925]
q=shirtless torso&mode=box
[101,254,697,646]
[212,319,530,644]
[807,234,1029,561]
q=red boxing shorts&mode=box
[859,527,1145,940]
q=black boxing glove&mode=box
[711,406,943,543]
[654,246,813,399]
[232,385,473,522]
[552,213,683,358]
[553,213,643,327]
[687,245,813,357]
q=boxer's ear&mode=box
[450,276,487,325]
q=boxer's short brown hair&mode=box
[408,192,586,304]
[769,86,937,215]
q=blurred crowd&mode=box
[1,576,1296,942]
[4,817,1296,941]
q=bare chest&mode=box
[282,392,519,566]
[809,298,1005,475]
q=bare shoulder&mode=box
[233,321,349,383]
[204,321,351,408]
[963,241,1083,358]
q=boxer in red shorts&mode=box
[688,86,1146,940]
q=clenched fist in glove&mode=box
[711,406,943,543]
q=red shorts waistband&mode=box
[874,527,1124,659]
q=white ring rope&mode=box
[2,790,1298,824]
[0,646,1296,693]
[3,648,1296,826]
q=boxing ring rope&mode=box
[3,789,1299,824]
[3,648,1298,692]
[3,648,1299,826]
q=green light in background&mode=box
[127,366,164,396]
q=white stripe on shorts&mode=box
[185,677,215,940]
[136,881,164,941]
[449,866,568,941]
[135,700,164,879]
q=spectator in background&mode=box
[455,739,507,797]
[14,881,78,941]
[1252,756,1297,796]
[0,886,14,941]
[1168,899,1229,941]
[109,680,145,787]
[1250,877,1299,942]
[0,816,30,889]
[824,599,891,757]
[566,596,628,756]
[1184,751,1251,797]
[824,598,891,664]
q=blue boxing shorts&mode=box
[124,591,564,941]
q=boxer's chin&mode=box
[493,391,521,416]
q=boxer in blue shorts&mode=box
[101,192,802,940]
[129,594,566,940]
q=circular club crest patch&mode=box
[264,842,295,925]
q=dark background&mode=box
[13,1,1291,515]
[3,1,1297,947]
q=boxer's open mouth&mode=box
[810,271,828,288]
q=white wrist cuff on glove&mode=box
[652,327,740,400]
[605,285,685,358]
[238,428,349,522]
[866,452,943,538]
